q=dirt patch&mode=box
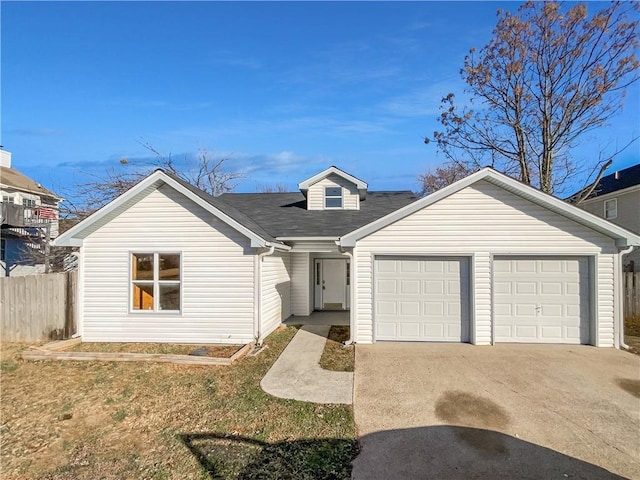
[616,378,640,398]
[319,326,354,372]
[625,315,640,337]
[70,342,242,358]
[435,391,511,455]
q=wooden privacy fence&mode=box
[624,272,640,320]
[1,271,77,342]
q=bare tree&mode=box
[139,141,243,198]
[63,144,243,221]
[425,1,639,198]
[258,183,288,193]
[418,163,475,196]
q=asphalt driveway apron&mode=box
[352,343,640,480]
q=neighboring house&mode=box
[572,164,640,272]
[1,149,62,276]
[55,166,640,348]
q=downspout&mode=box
[339,247,355,346]
[70,250,82,339]
[255,245,275,346]
[616,245,634,350]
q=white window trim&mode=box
[129,252,182,314]
[324,186,343,209]
[604,198,617,219]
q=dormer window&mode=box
[325,187,343,208]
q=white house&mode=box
[55,166,640,348]
[1,149,62,276]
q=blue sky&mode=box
[2,1,638,198]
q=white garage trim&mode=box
[373,255,472,342]
[492,255,594,344]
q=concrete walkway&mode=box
[261,324,354,404]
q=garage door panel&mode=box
[376,301,396,315]
[425,280,444,294]
[541,282,562,295]
[377,322,397,338]
[401,279,421,294]
[400,323,420,337]
[424,301,445,316]
[377,279,397,294]
[375,257,470,342]
[424,261,445,273]
[494,257,589,344]
[401,261,421,273]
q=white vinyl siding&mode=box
[354,180,617,346]
[307,174,359,210]
[82,185,256,344]
[261,252,292,338]
[291,252,312,315]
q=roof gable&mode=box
[55,170,286,249]
[340,168,640,247]
[298,166,368,200]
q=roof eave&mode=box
[339,168,640,247]
[54,171,273,249]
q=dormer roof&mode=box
[298,166,368,200]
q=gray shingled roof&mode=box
[588,163,640,197]
[217,191,419,238]
[568,163,640,201]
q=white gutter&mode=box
[616,245,634,350]
[255,246,276,346]
[268,242,292,252]
[339,247,355,346]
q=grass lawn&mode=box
[319,327,354,372]
[0,327,357,479]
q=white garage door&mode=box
[375,257,470,342]
[494,257,590,344]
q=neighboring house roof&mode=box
[55,170,287,249]
[218,190,418,238]
[340,167,640,247]
[0,166,61,201]
[298,166,368,200]
[569,163,640,201]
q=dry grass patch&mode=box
[624,315,640,355]
[0,328,356,480]
[70,342,243,358]
[319,326,354,372]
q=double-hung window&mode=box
[604,198,617,219]
[325,187,342,208]
[131,253,181,312]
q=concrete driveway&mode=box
[352,344,640,479]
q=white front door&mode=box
[319,259,347,310]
